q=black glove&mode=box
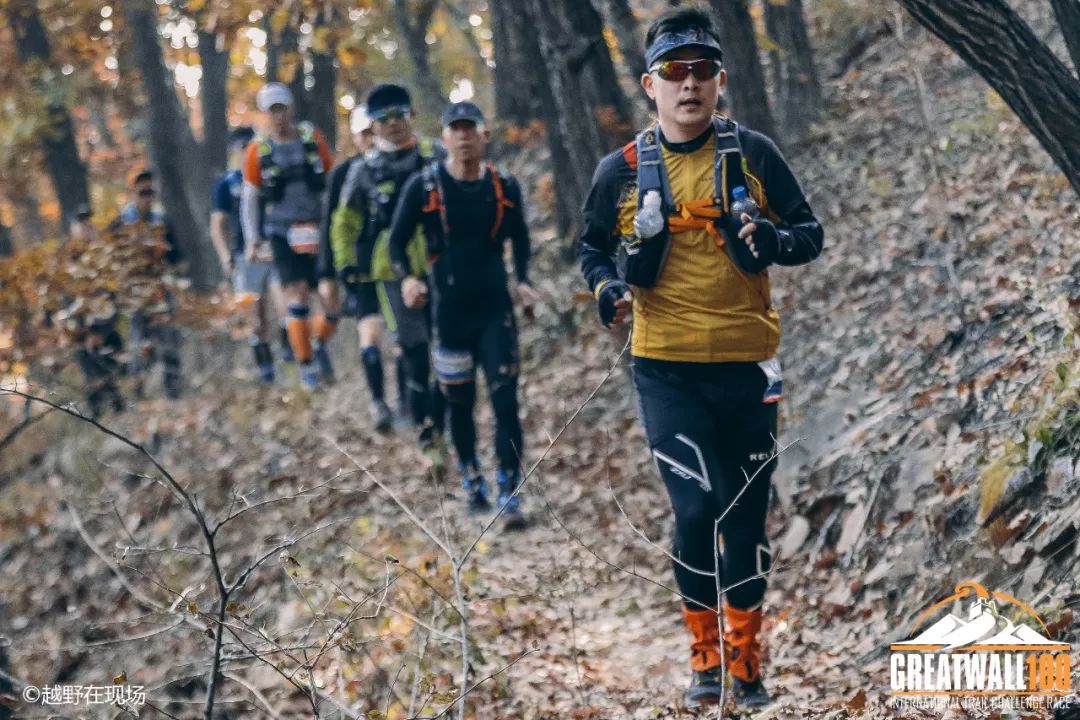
[596,280,631,328]
[720,216,785,274]
[338,265,365,286]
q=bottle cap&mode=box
[732,186,748,200]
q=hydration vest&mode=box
[255,121,326,203]
[620,115,774,286]
[419,161,514,243]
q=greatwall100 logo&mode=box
[889,581,1075,712]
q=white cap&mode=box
[256,82,294,112]
[350,104,372,134]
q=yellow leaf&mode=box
[312,27,331,54]
[271,7,290,38]
[113,671,127,685]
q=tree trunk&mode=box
[510,1,581,238]
[6,3,90,230]
[526,0,611,248]
[600,0,650,104]
[391,0,445,124]
[708,0,778,138]
[11,185,47,245]
[0,222,13,256]
[763,0,784,92]
[490,0,533,126]
[271,24,310,124]
[126,0,218,289]
[198,30,229,179]
[566,0,636,145]
[765,0,822,140]
[898,0,1080,196]
[264,13,281,82]
[309,11,338,150]
[1049,0,1080,74]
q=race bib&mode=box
[757,356,783,404]
[286,223,319,255]
[433,346,475,385]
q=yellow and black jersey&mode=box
[580,122,823,363]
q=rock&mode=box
[1020,557,1047,597]
[864,559,891,585]
[780,516,811,558]
[1034,518,1078,558]
[1046,455,1076,497]
[1001,541,1031,566]
[835,504,868,557]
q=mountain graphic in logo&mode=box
[893,581,1065,652]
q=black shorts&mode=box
[269,234,318,289]
[343,281,381,319]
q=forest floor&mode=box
[2,3,1080,720]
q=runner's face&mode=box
[268,104,291,134]
[134,181,154,214]
[642,46,725,133]
[354,129,374,153]
[442,121,486,162]
[373,111,413,147]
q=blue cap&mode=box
[441,101,485,127]
[645,27,724,69]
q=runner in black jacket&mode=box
[387,101,539,526]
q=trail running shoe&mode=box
[371,399,392,433]
[313,341,335,382]
[731,676,771,708]
[459,462,490,514]
[496,468,527,530]
[685,667,724,706]
[299,361,319,390]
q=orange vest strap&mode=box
[667,198,726,247]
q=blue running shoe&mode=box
[299,361,319,389]
[313,341,335,382]
[459,461,490,514]
[496,468,527,529]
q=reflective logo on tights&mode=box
[653,434,711,494]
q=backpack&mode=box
[419,161,515,243]
[255,121,326,203]
[353,137,441,280]
[619,116,772,286]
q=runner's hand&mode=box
[597,280,632,328]
[402,276,428,309]
[516,282,541,312]
[737,213,781,264]
[339,266,363,286]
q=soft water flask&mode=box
[635,190,664,238]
